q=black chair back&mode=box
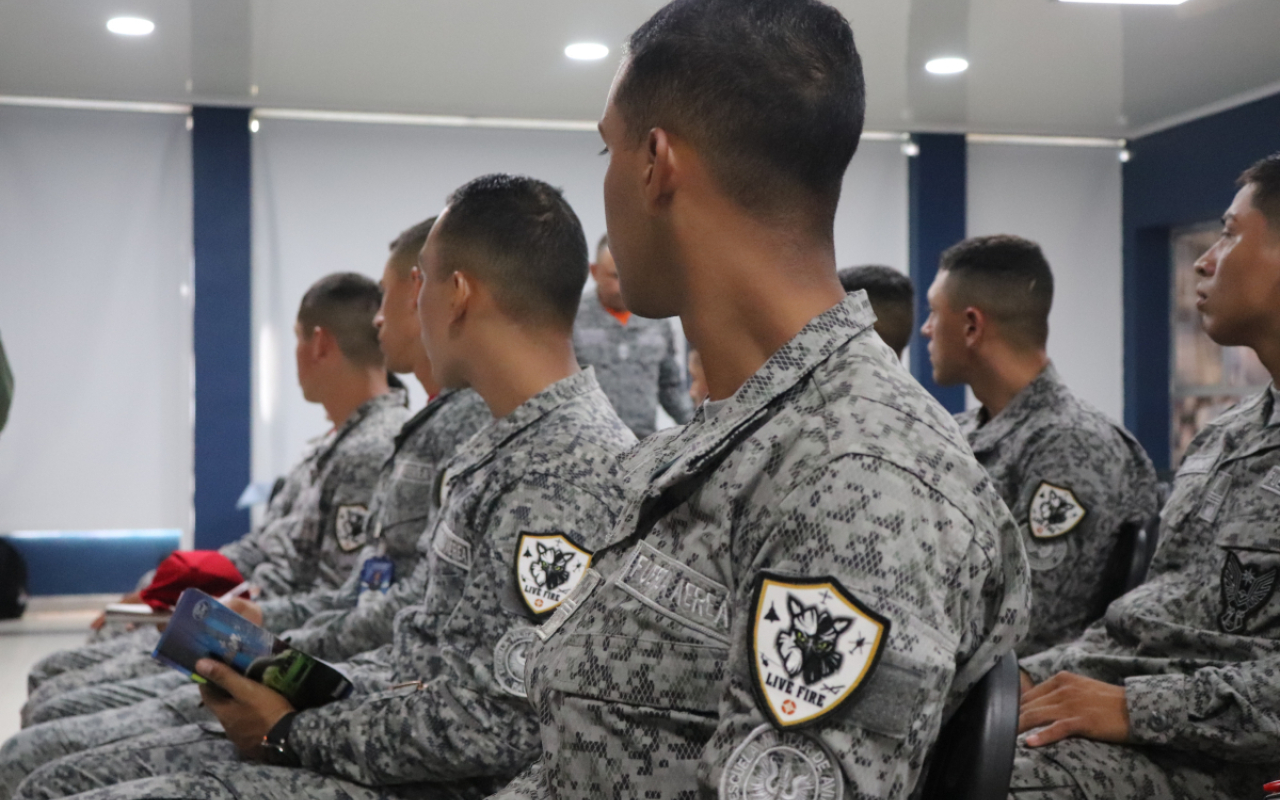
[919,653,1020,800]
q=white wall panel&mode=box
[967,142,1124,421]
[0,106,193,531]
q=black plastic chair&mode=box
[919,653,1020,800]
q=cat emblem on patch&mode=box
[1029,482,1086,539]
[335,505,369,552]
[750,573,889,729]
[515,533,592,618]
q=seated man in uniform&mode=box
[21,274,409,710]
[491,1,1029,798]
[0,221,492,790]
[920,235,1158,655]
[572,233,693,437]
[13,174,636,800]
[1010,154,1280,799]
[837,264,914,358]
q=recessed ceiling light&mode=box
[1059,0,1189,4]
[925,57,969,75]
[565,42,609,61]
[107,17,155,36]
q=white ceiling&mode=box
[1,0,1278,138]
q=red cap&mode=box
[1264,780,1280,793]
[138,551,244,610]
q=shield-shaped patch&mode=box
[335,505,369,552]
[515,533,592,618]
[750,573,889,730]
[1028,482,1086,539]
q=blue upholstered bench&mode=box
[1,530,182,596]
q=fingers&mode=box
[1018,693,1066,734]
[1025,719,1077,748]
[90,613,106,631]
[1021,671,1067,704]
[1019,669,1034,696]
[196,658,255,700]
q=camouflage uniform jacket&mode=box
[572,292,692,438]
[260,389,491,661]
[1020,385,1280,799]
[228,390,408,597]
[954,364,1159,655]
[499,293,1030,800]
[284,369,636,790]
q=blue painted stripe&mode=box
[3,531,182,595]
[192,107,253,548]
[908,133,967,413]
[1123,91,1280,470]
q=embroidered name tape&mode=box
[750,573,889,730]
[515,533,592,617]
[617,541,731,641]
[431,522,472,570]
[392,459,434,485]
[1260,466,1280,499]
[1178,450,1218,476]
[1028,483,1086,539]
[1199,473,1233,523]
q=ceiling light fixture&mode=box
[107,16,155,36]
[1059,0,1189,4]
[925,57,969,75]
[565,43,609,61]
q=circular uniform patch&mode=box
[720,724,843,800]
[750,573,889,730]
[1028,482,1085,539]
[335,505,370,552]
[515,533,593,617]
[493,626,537,698]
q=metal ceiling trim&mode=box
[0,94,190,115]
[966,133,1125,148]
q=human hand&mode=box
[1018,671,1130,747]
[195,658,295,758]
[1019,669,1034,695]
[90,591,143,631]
[225,597,264,626]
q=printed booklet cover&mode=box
[153,588,354,710]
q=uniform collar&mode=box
[644,293,876,492]
[442,368,602,482]
[315,388,407,471]
[393,388,461,450]
[1268,385,1280,429]
[965,363,1064,453]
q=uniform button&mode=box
[1148,712,1168,732]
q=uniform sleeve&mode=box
[258,552,364,635]
[698,454,1028,799]
[286,475,616,786]
[656,324,694,425]
[1125,655,1280,763]
[1011,427,1157,654]
[487,760,550,800]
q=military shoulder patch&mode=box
[749,573,889,730]
[493,626,537,698]
[1028,482,1086,539]
[720,723,843,800]
[1220,550,1277,633]
[335,505,369,552]
[515,533,593,618]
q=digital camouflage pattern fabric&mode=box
[955,365,1159,655]
[572,293,692,438]
[491,293,1030,800]
[13,370,636,800]
[0,390,489,792]
[1010,385,1280,800]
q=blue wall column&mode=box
[1123,92,1280,471]
[192,107,252,548]
[908,132,967,413]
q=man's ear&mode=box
[449,271,474,326]
[311,326,338,360]
[643,127,681,212]
[409,267,424,310]
[963,307,986,349]
[588,261,601,282]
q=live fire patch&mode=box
[1028,482,1086,539]
[335,505,370,552]
[515,533,592,617]
[750,574,889,729]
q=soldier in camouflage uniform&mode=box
[1008,155,1280,799]
[921,235,1158,655]
[493,3,1027,798]
[18,273,409,721]
[572,235,692,438]
[13,175,637,800]
[0,222,492,789]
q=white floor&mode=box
[0,596,113,743]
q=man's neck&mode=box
[464,324,580,418]
[321,370,391,429]
[968,349,1050,420]
[678,218,844,401]
[411,356,441,399]
[596,289,626,315]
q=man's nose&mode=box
[1193,248,1215,277]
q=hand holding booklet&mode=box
[152,588,353,710]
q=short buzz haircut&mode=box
[617,0,864,225]
[837,265,914,355]
[1240,152,1280,233]
[435,174,588,329]
[297,273,386,368]
[387,217,437,276]
[938,235,1054,350]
